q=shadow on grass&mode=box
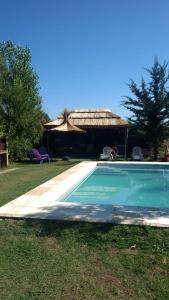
[1,217,168,251]
[16,158,60,164]
[20,218,169,250]
[14,159,82,167]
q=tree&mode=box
[0,41,49,159]
[123,59,169,160]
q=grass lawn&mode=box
[0,159,80,207]
[0,161,169,299]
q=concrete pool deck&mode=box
[0,161,169,227]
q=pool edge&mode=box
[0,161,169,228]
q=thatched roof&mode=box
[49,121,85,132]
[44,108,129,129]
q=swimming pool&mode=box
[62,164,169,208]
[0,161,169,226]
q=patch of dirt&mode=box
[109,247,139,255]
[47,237,60,251]
[121,248,139,255]
[162,256,169,265]
[145,266,169,276]
[154,266,169,275]
[97,273,135,297]
[80,270,134,297]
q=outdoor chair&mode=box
[100,146,113,160]
[131,146,143,161]
[39,146,48,155]
[39,146,53,160]
[31,148,50,164]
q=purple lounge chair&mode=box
[31,148,50,164]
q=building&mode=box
[44,108,129,158]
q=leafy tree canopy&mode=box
[0,41,49,159]
[123,59,169,159]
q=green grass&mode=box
[0,220,169,299]
[0,161,169,299]
[0,160,80,206]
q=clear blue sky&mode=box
[1,0,169,119]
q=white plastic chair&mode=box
[100,146,113,160]
[131,146,143,161]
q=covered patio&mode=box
[44,109,129,158]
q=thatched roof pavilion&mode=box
[44,108,129,129]
[44,109,129,158]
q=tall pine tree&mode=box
[123,59,169,160]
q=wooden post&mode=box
[0,136,8,167]
[0,151,8,167]
[92,132,95,154]
[6,150,9,166]
[6,138,9,166]
[124,127,129,160]
[46,130,49,153]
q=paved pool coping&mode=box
[0,161,169,227]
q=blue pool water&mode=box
[63,164,169,208]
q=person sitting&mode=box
[162,146,169,162]
[165,146,169,156]
[111,145,118,158]
[162,154,169,162]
